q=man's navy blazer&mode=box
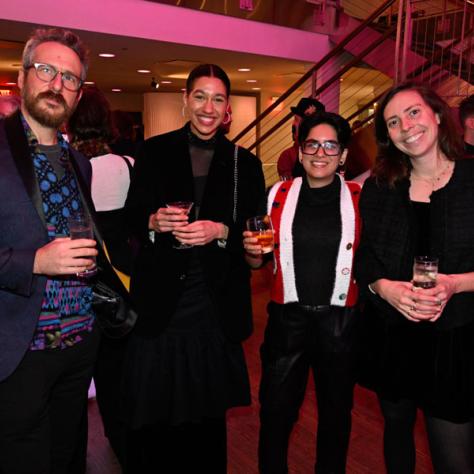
[0,112,92,382]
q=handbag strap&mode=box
[233,145,238,224]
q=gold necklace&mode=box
[411,161,453,189]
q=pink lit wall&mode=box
[1,0,331,63]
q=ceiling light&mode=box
[150,77,159,89]
[246,79,257,83]
[238,68,251,72]
[111,88,122,92]
[137,69,151,73]
[84,81,95,85]
[4,82,16,86]
[161,80,172,84]
[99,53,115,58]
[252,87,261,90]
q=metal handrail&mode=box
[246,24,397,151]
[231,0,397,144]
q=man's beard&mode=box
[22,89,73,129]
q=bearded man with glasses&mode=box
[0,28,99,474]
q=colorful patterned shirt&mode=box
[21,115,95,350]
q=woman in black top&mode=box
[123,64,265,472]
[356,83,474,473]
[244,112,362,473]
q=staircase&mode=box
[232,0,473,185]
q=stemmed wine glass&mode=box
[166,201,194,249]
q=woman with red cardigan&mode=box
[244,112,362,474]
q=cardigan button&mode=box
[339,293,347,300]
[341,267,350,275]
[179,274,187,281]
[346,243,353,250]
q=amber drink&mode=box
[246,215,274,254]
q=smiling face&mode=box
[184,76,228,140]
[300,123,347,188]
[383,90,440,161]
[18,41,83,130]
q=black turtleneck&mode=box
[187,126,217,218]
[293,177,341,306]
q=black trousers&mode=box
[0,327,100,474]
[94,335,129,467]
[259,303,360,474]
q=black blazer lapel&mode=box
[4,112,46,228]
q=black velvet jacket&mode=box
[125,124,265,340]
[356,159,474,330]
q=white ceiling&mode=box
[0,19,314,97]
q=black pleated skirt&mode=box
[360,302,474,423]
[122,257,250,429]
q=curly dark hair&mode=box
[298,111,352,149]
[373,82,463,187]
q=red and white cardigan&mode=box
[267,175,361,307]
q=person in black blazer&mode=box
[356,83,474,473]
[0,28,99,474]
[123,64,265,472]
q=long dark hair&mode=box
[373,82,463,187]
[186,64,231,97]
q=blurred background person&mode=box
[68,85,134,467]
[110,109,141,159]
[69,86,134,275]
[0,94,21,118]
[357,83,474,474]
[123,64,265,472]
[277,97,325,179]
[245,112,361,474]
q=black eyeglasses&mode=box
[301,140,341,156]
[27,63,83,92]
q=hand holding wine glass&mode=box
[165,201,194,249]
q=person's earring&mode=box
[182,106,186,118]
[339,160,344,165]
[222,110,231,125]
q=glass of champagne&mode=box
[246,215,274,254]
[166,201,194,249]
[68,212,97,278]
[413,256,438,289]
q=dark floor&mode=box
[87,265,434,473]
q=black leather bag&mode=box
[91,260,138,338]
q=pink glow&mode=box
[1,0,330,63]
